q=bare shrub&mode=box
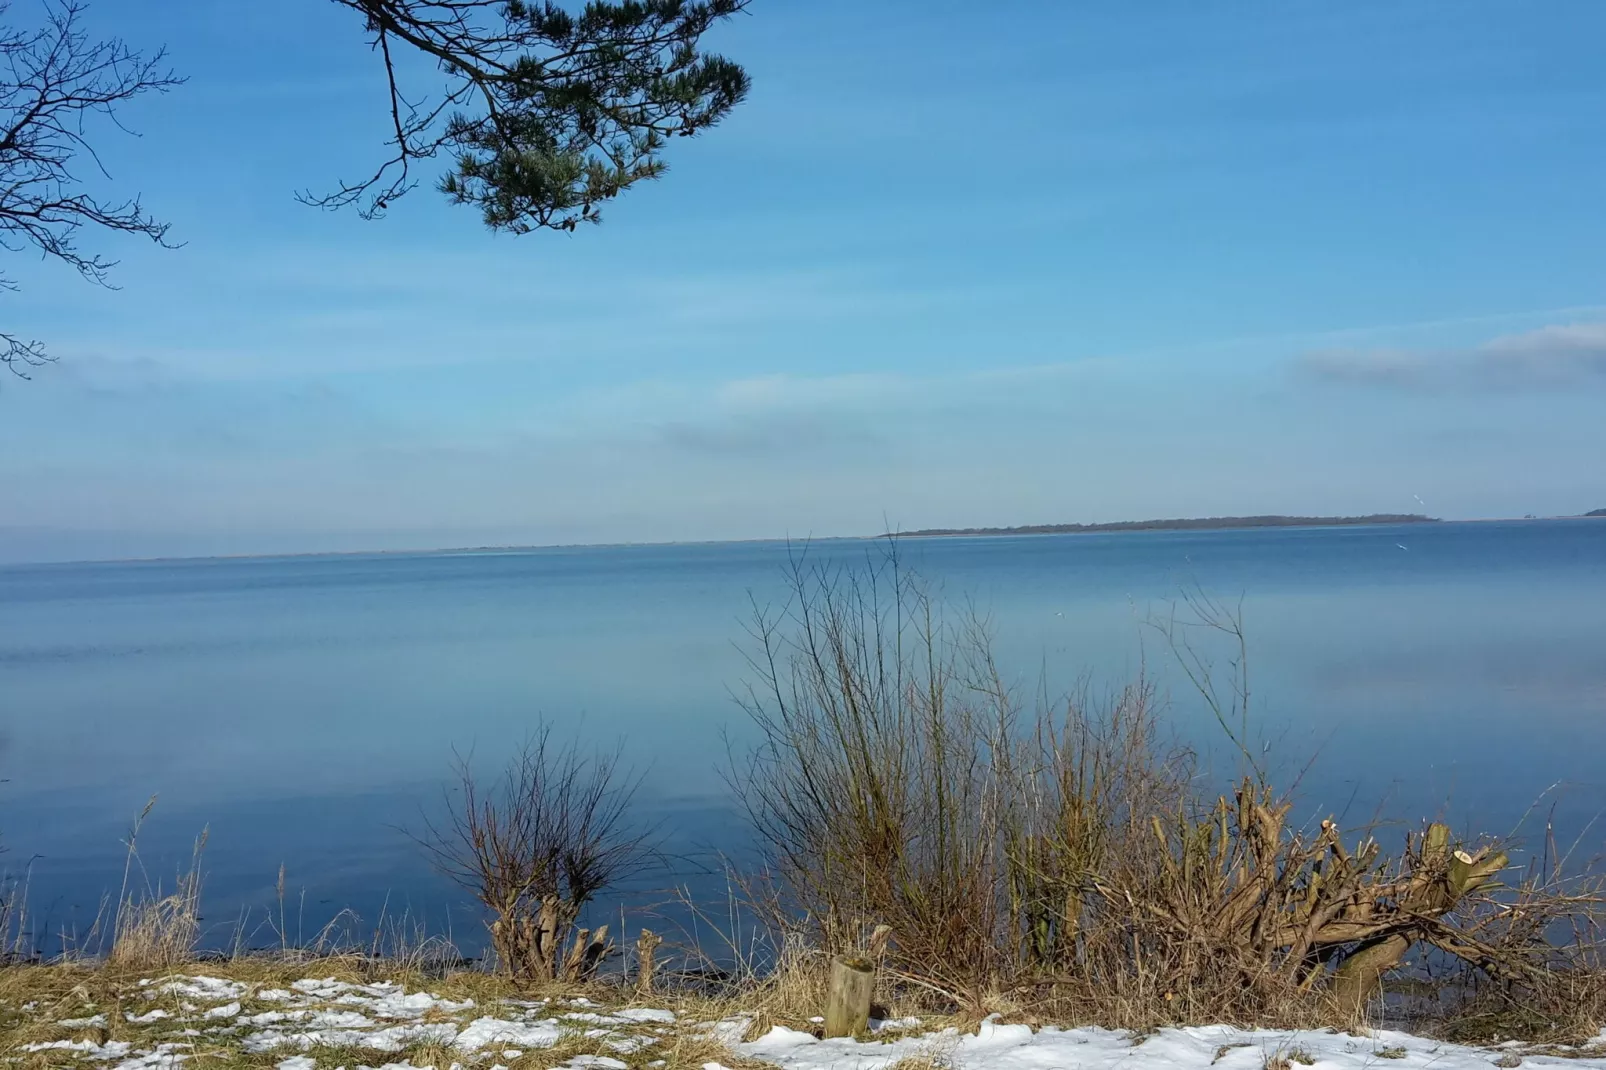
[1429,845,1606,1044]
[733,546,1191,1010]
[734,548,1022,1005]
[1007,678,1191,975]
[415,726,653,982]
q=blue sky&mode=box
[3,0,1606,561]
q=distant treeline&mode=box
[894,514,1440,538]
[1588,508,1606,518]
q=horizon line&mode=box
[4,511,1600,569]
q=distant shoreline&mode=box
[888,513,1440,539]
[7,513,1605,568]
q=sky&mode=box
[3,0,1606,562]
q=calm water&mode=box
[2,521,1604,952]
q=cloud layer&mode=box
[1298,322,1606,391]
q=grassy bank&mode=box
[6,956,1606,1070]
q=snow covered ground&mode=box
[8,974,1606,1070]
[739,1019,1605,1070]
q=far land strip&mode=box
[892,513,1440,538]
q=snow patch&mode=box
[615,1008,677,1024]
[243,1021,458,1054]
[244,1010,302,1026]
[23,1038,137,1061]
[307,1008,379,1029]
[453,1016,565,1051]
[702,1017,753,1047]
[110,1044,191,1070]
[148,976,247,1003]
[737,1023,1606,1070]
[367,990,475,1019]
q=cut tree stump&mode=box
[635,929,662,995]
[1329,823,1508,1021]
[824,955,875,1039]
[561,924,612,981]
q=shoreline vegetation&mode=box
[886,513,1440,538]
[5,549,1605,1066]
[9,965,1605,1070]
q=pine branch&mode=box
[312,0,752,232]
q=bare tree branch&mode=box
[0,0,181,375]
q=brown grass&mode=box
[0,959,788,1070]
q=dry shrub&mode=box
[735,551,1015,1001]
[1081,789,1528,1025]
[732,545,1606,1031]
[414,725,653,983]
[733,547,1190,1013]
[1008,678,1188,974]
[1428,853,1606,1044]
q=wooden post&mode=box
[824,955,875,1039]
[636,929,663,995]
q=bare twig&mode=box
[0,0,181,374]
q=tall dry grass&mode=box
[0,866,34,964]
[102,800,207,963]
[105,799,207,972]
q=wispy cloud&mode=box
[711,371,904,411]
[1297,322,1606,391]
[657,412,887,458]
